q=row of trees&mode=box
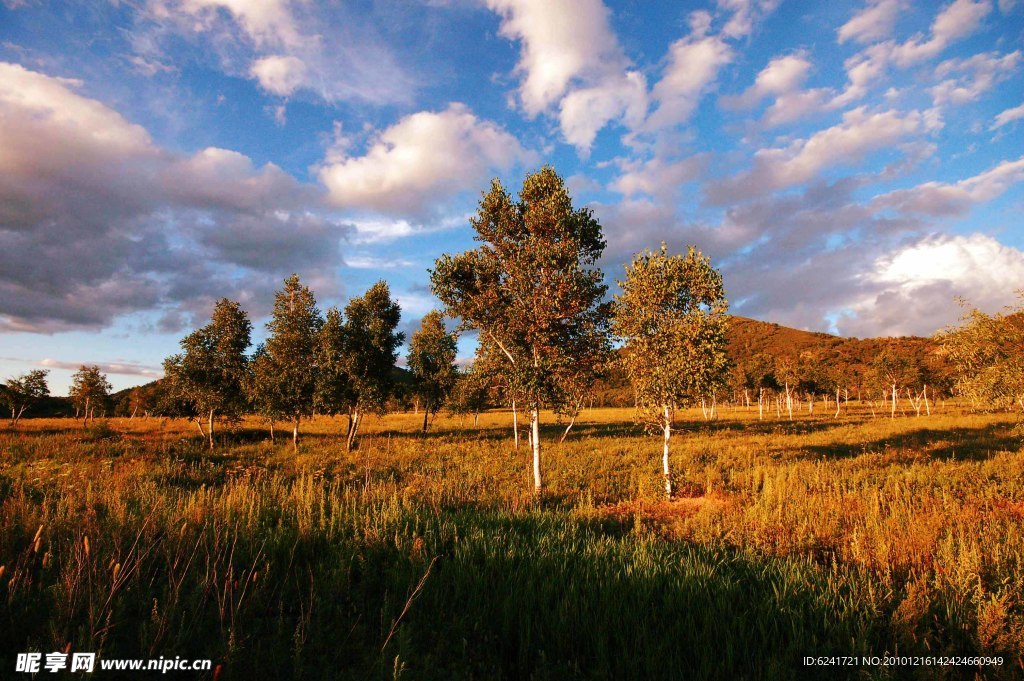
[9,167,1018,500]
[162,278,412,451]
[3,365,113,426]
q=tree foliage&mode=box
[407,310,458,432]
[612,245,730,420]
[163,298,252,448]
[261,274,324,449]
[4,369,49,426]
[69,365,112,425]
[940,296,1024,412]
[430,166,610,492]
[612,245,729,497]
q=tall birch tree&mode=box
[407,310,458,433]
[431,167,610,494]
[612,245,729,498]
[262,274,323,451]
[163,298,252,449]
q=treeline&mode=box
[4,167,1022,497]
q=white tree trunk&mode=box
[891,383,897,419]
[662,404,672,499]
[512,399,519,450]
[208,408,215,450]
[530,405,541,494]
[758,388,764,420]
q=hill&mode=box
[592,316,950,407]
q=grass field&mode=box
[1,405,1022,679]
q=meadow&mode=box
[1,404,1022,680]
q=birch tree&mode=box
[4,369,49,426]
[612,245,729,499]
[69,365,112,426]
[163,298,252,449]
[337,281,404,450]
[941,296,1024,412]
[407,310,458,433]
[431,167,610,494]
[262,274,323,451]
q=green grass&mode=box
[1,405,1022,679]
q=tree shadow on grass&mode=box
[799,423,1021,461]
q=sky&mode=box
[1,0,1023,395]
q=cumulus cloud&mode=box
[318,104,536,216]
[249,54,308,96]
[721,52,813,110]
[838,0,905,44]
[645,35,733,131]
[840,233,1024,336]
[0,62,345,332]
[485,0,647,151]
[706,107,934,203]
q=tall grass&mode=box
[1,405,1021,679]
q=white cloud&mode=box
[718,0,780,39]
[249,54,308,96]
[991,101,1024,129]
[838,0,905,44]
[646,35,733,131]
[139,0,414,105]
[891,0,992,67]
[485,0,647,151]
[148,0,300,47]
[872,156,1024,215]
[834,0,992,106]
[721,52,812,109]
[318,104,536,216]
[610,155,706,198]
[841,233,1024,336]
[707,107,932,202]
[39,358,163,378]
[930,50,1020,106]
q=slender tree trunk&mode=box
[785,383,793,421]
[835,388,841,418]
[422,403,429,433]
[292,416,299,453]
[559,411,577,443]
[208,408,215,450]
[758,388,764,420]
[530,405,541,494]
[662,404,672,499]
[195,417,206,438]
[512,399,519,450]
[130,405,138,420]
[924,385,931,416]
[83,397,90,427]
[270,420,275,444]
[891,383,897,419]
[347,410,361,451]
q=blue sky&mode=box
[1,0,1023,394]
